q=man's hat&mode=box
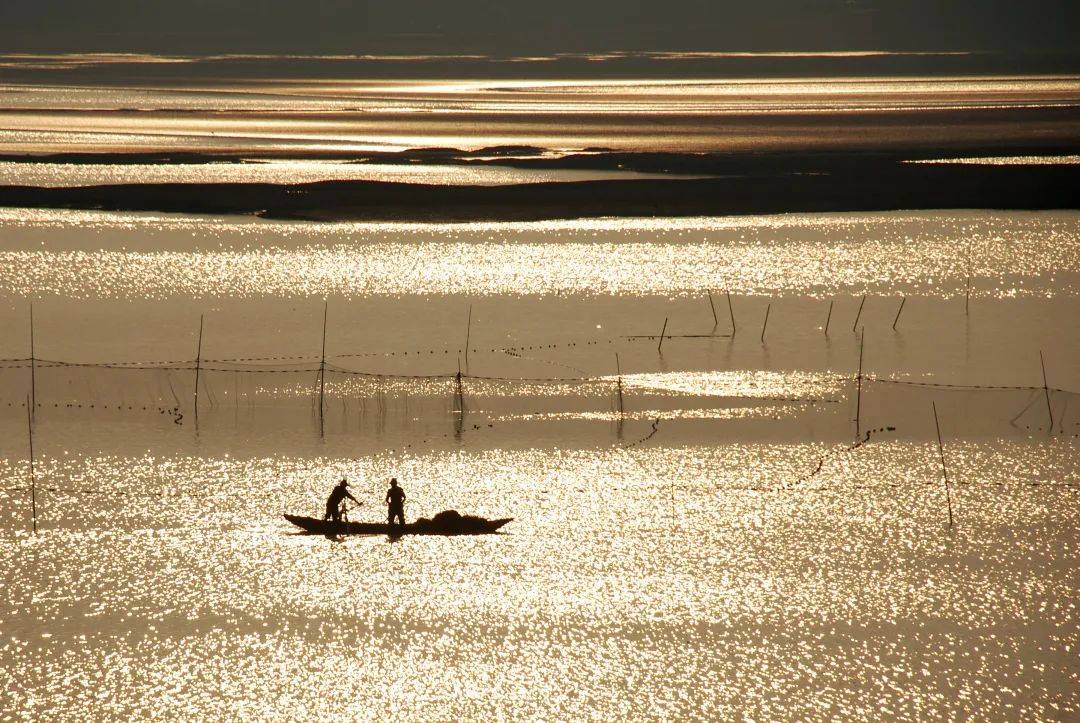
[340,478,349,486]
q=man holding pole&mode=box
[323,478,358,523]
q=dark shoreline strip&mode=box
[0,164,1076,222]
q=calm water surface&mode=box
[1,208,1077,719]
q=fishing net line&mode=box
[860,377,1077,439]
[0,356,1076,440]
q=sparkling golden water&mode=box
[1,208,1077,719]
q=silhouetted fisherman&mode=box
[324,479,358,523]
[386,478,406,526]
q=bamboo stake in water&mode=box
[464,304,473,367]
[1040,350,1053,429]
[760,303,770,344]
[932,402,954,528]
[27,396,36,535]
[824,300,833,337]
[193,314,204,421]
[892,297,906,330]
[707,292,718,327]
[726,291,736,336]
[855,331,864,440]
[657,317,668,353]
[29,303,36,422]
[318,302,328,432]
[852,294,866,332]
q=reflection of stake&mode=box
[824,300,833,337]
[657,317,668,353]
[615,353,625,416]
[760,303,770,344]
[892,297,906,330]
[26,396,37,535]
[726,291,736,336]
[855,331,864,440]
[29,303,36,423]
[1040,350,1053,429]
[852,294,866,332]
[318,302,327,435]
[932,402,954,528]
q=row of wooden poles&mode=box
[18,293,1059,534]
[652,291,965,352]
[22,295,1060,431]
[25,289,1044,418]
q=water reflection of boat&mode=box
[284,510,513,536]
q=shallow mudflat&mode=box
[2,73,1077,223]
[0,162,1075,222]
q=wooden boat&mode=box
[284,510,512,537]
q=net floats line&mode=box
[0,335,650,369]
[3,356,1076,395]
[2,399,183,420]
[3,357,1076,394]
[788,424,897,489]
[1,408,670,509]
[0,485,215,499]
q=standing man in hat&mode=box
[385,478,407,526]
